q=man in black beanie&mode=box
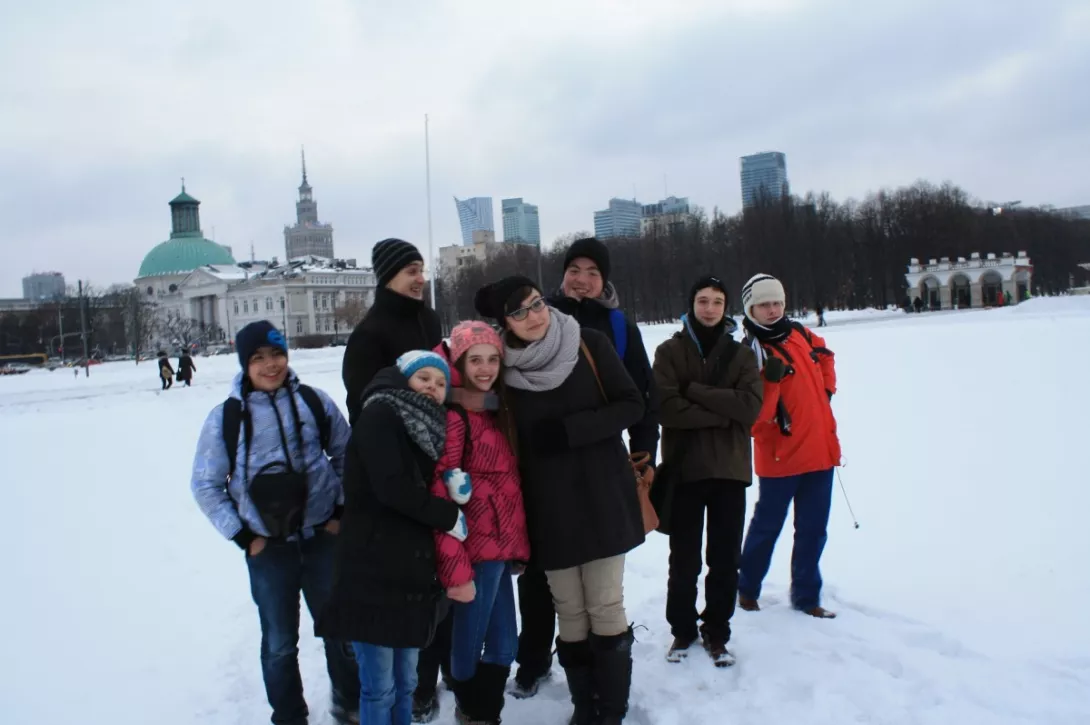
[651,275,762,667]
[509,239,661,699]
[341,238,441,425]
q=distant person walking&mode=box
[157,351,174,390]
[737,274,842,619]
[177,350,197,387]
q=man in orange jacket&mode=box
[737,274,841,619]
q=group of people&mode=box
[157,349,196,389]
[190,236,842,725]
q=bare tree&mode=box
[157,310,201,350]
[334,296,368,332]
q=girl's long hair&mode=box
[453,355,519,457]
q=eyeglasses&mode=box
[507,298,547,321]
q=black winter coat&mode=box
[548,294,660,464]
[177,354,196,381]
[315,369,460,649]
[508,328,646,571]
[342,287,442,425]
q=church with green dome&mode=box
[137,186,236,281]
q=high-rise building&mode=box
[22,272,66,301]
[501,198,541,246]
[740,151,789,207]
[454,197,495,246]
[593,198,642,239]
[284,149,335,260]
[641,196,692,235]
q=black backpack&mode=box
[222,384,331,481]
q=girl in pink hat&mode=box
[421,320,530,725]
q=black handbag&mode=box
[249,463,309,539]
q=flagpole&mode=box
[425,114,436,309]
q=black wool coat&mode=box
[341,287,442,425]
[547,294,660,464]
[315,368,460,649]
[507,328,646,572]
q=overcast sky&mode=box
[2,0,1087,296]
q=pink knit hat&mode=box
[449,321,503,364]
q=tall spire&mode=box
[301,146,308,186]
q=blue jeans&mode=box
[449,561,518,681]
[737,468,834,610]
[351,642,419,725]
[246,529,359,725]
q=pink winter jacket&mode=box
[431,349,530,588]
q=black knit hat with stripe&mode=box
[372,238,424,288]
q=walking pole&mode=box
[836,468,860,529]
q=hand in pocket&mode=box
[248,537,267,557]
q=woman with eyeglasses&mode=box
[474,276,646,725]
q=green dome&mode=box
[138,236,237,278]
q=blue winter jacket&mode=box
[190,370,351,541]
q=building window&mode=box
[234,300,239,314]
[296,319,303,334]
[265,297,272,311]
[253,299,258,314]
[243,300,249,314]
[168,283,177,293]
[313,295,319,309]
[147,286,154,296]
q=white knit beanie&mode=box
[741,274,786,322]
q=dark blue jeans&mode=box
[351,642,419,725]
[737,468,834,611]
[450,561,518,681]
[246,529,359,725]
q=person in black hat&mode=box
[510,238,660,699]
[342,238,442,426]
[652,276,762,667]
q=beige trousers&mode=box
[545,555,628,641]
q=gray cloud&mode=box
[1,0,1086,295]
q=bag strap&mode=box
[296,384,331,453]
[609,309,628,360]
[223,397,243,480]
[580,340,607,402]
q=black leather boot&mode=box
[555,638,596,725]
[589,628,634,724]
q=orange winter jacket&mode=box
[749,325,841,478]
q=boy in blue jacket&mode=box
[191,320,360,725]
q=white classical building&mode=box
[904,252,1033,310]
[165,257,376,343]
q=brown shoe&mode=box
[738,594,760,612]
[803,606,837,619]
[701,633,737,668]
[665,635,697,663]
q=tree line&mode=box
[436,181,1090,326]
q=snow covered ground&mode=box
[2,297,1089,725]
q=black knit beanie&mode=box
[689,275,729,313]
[474,275,542,324]
[562,237,611,285]
[236,320,288,369]
[372,238,424,288]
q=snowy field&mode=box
[2,298,1089,725]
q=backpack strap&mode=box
[222,397,243,481]
[608,309,628,361]
[296,384,331,453]
[223,384,330,482]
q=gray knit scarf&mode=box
[363,388,447,460]
[504,307,582,392]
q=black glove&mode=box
[763,356,788,383]
[531,418,569,456]
[232,526,258,552]
[678,380,690,397]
